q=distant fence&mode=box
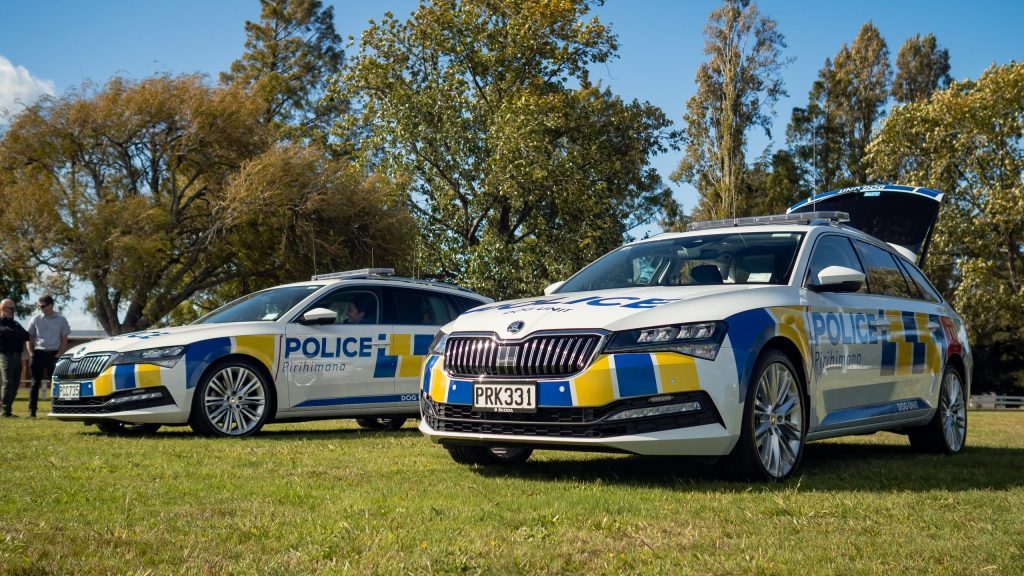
[969,395,1024,410]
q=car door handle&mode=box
[868,319,890,328]
[373,340,390,347]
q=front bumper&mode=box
[49,386,186,424]
[419,350,743,456]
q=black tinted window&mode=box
[854,241,915,298]
[303,290,380,325]
[806,235,867,293]
[899,260,942,303]
[452,295,486,314]
[392,289,456,326]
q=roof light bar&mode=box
[687,211,850,231]
[311,268,395,281]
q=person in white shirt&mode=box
[26,295,70,418]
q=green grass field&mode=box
[2,397,1022,575]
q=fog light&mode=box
[606,401,702,421]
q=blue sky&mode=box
[2,0,1022,328]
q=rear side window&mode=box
[451,295,487,314]
[805,235,867,293]
[898,260,942,303]
[854,241,915,299]
[391,288,457,326]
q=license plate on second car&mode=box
[473,382,537,413]
[59,383,80,400]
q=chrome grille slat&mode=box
[54,354,112,380]
[444,335,601,378]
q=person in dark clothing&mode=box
[1,298,30,417]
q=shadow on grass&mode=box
[85,424,423,442]
[468,441,1024,492]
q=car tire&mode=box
[446,446,533,466]
[95,421,162,435]
[355,417,408,430]
[725,349,807,481]
[908,365,967,454]
[189,359,272,438]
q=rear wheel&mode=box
[355,417,407,430]
[909,366,967,454]
[95,421,161,435]
[725,349,806,481]
[189,360,271,437]
[446,446,533,466]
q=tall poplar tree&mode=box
[787,22,891,189]
[893,33,952,104]
[673,0,789,220]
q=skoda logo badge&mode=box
[507,320,525,334]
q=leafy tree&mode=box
[788,22,890,189]
[673,0,789,220]
[0,76,267,334]
[866,62,1024,390]
[221,0,345,146]
[336,0,676,299]
[744,148,805,216]
[893,33,952,104]
[168,144,417,323]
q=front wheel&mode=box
[189,360,271,437]
[725,349,806,481]
[909,366,967,454]
[95,421,162,435]
[446,446,533,466]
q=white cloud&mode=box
[0,55,55,121]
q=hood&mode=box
[788,184,944,266]
[447,285,791,338]
[63,322,280,357]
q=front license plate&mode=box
[473,383,537,413]
[59,383,80,400]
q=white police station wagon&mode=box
[50,269,490,437]
[420,185,972,480]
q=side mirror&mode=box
[543,281,565,295]
[808,266,865,293]
[299,307,338,325]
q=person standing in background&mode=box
[26,295,70,418]
[0,298,30,417]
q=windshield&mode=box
[194,285,323,324]
[558,231,805,293]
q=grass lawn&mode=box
[2,396,1023,575]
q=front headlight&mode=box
[428,331,448,355]
[604,321,727,360]
[111,345,187,369]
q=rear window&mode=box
[898,260,942,303]
[854,241,915,299]
[391,288,457,326]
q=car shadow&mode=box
[467,441,1024,492]
[92,425,423,442]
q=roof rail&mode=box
[309,268,481,295]
[311,268,395,281]
[687,211,850,231]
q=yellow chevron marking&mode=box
[573,355,615,406]
[654,353,699,393]
[136,364,162,388]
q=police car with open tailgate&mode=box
[419,185,972,480]
[49,269,490,437]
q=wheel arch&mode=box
[194,353,279,418]
[945,353,969,396]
